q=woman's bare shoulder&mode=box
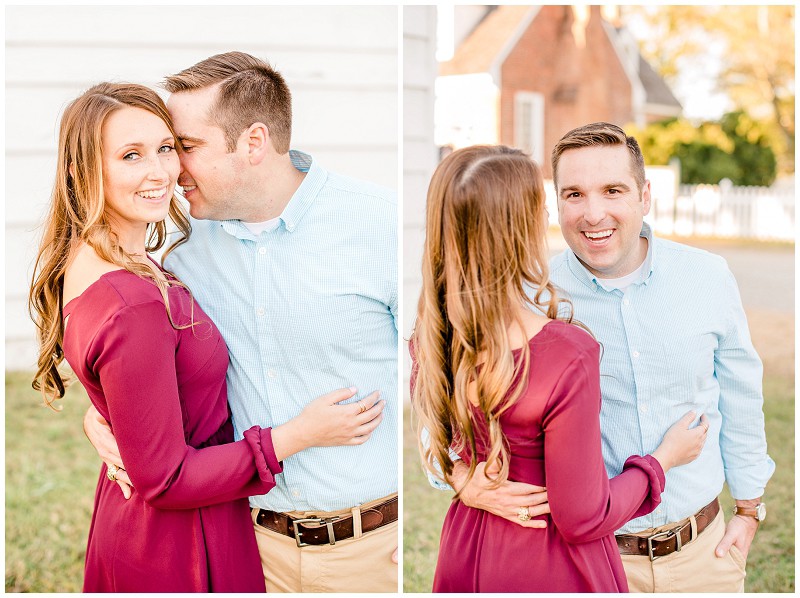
[63,243,123,305]
[520,309,552,333]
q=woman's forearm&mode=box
[270,417,311,462]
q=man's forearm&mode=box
[734,496,762,508]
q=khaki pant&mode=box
[621,510,746,592]
[251,494,398,593]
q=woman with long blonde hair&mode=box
[411,145,707,592]
[29,82,384,592]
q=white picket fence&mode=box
[650,180,795,241]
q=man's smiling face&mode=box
[167,85,247,221]
[555,144,651,279]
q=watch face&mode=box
[756,503,767,521]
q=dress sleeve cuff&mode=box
[623,454,666,517]
[260,427,283,474]
[243,425,284,485]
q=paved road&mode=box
[687,241,794,314]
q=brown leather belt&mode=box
[254,496,398,547]
[616,498,720,561]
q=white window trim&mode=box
[514,91,545,165]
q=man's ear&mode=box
[243,122,271,165]
[641,179,652,216]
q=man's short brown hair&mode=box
[164,51,292,154]
[551,122,646,193]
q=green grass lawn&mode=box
[5,371,98,592]
[403,350,795,592]
[5,333,794,592]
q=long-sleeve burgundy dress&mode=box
[414,320,666,593]
[62,267,280,592]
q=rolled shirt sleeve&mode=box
[715,266,776,499]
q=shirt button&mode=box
[639,404,648,414]
[258,247,267,255]
[623,298,630,306]
[256,307,265,317]
[632,350,640,358]
[291,489,301,497]
[267,369,277,379]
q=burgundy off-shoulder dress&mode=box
[63,267,279,592]
[413,320,666,593]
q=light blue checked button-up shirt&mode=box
[548,223,774,533]
[165,150,397,512]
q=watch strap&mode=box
[733,503,765,521]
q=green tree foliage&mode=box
[631,112,777,186]
[622,5,794,174]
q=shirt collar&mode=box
[218,149,326,239]
[280,149,326,233]
[565,221,655,292]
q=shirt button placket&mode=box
[622,294,648,435]
[255,243,268,318]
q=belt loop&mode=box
[689,514,698,541]
[351,505,363,539]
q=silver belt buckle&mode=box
[291,516,340,547]
[646,529,675,561]
[646,519,690,561]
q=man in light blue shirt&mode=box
[451,123,773,592]
[85,52,397,592]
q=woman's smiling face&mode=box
[101,106,179,239]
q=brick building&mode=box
[437,5,682,177]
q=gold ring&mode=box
[107,464,119,482]
[517,506,531,522]
[358,401,367,414]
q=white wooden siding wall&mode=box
[402,6,439,397]
[5,5,398,370]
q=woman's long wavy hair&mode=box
[29,82,192,408]
[412,145,574,493]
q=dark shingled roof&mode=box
[637,53,682,109]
